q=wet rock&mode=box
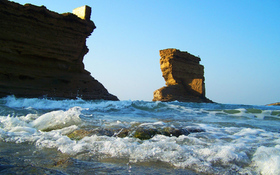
[54,157,74,168]
[133,127,190,140]
[185,126,206,133]
[134,128,159,140]
[67,128,130,140]
[91,128,115,137]
[114,128,130,138]
[67,129,92,140]
[160,127,190,137]
[67,126,202,141]
[91,128,132,137]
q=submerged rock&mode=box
[66,126,204,140]
[134,127,159,140]
[67,129,92,140]
[160,127,190,137]
[153,49,213,103]
[0,165,66,175]
[114,128,130,138]
[130,126,192,140]
[185,126,206,133]
[54,157,75,168]
[66,128,129,140]
[0,0,118,100]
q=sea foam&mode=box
[1,96,280,174]
[32,107,82,131]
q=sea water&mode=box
[0,95,280,175]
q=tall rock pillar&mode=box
[153,48,213,103]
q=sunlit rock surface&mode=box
[153,48,213,103]
[267,102,280,106]
[0,0,118,100]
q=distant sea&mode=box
[0,95,280,174]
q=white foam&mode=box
[4,95,85,110]
[9,126,37,134]
[0,115,32,131]
[32,107,82,131]
[28,131,254,173]
[139,121,165,127]
[234,128,263,136]
[1,117,280,174]
[2,97,280,174]
[252,145,280,175]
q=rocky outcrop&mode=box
[267,102,280,106]
[0,0,118,100]
[153,48,213,103]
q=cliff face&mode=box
[0,0,118,100]
[153,49,213,103]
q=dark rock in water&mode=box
[132,126,191,140]
[160,127,190,137]
[90,128,130,137]
[91,128,116,137]
[67,129,92,140]
[67,128,129,140]
[0,0,118,101]
[54,157,75,168]
[134,127,159,140]
[185,126,206,133]
[114,128,130,138]
[153,48,213,103]
[67,126,205,141]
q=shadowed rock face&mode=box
[153,48,213,103]
[0,0,118,100]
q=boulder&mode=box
[0,0,118,100]
[153,48,213,103]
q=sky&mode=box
[13,0,280,105]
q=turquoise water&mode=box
[0,96,280,174]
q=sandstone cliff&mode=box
[153,49,213,103]
[0,0,118,100]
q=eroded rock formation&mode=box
[153,48,213,103]
[0,0,118,100]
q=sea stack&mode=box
[153,48,213,103]
[0,0,118,100]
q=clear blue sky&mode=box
[13,0,280,105]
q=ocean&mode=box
[0,95,279,175]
